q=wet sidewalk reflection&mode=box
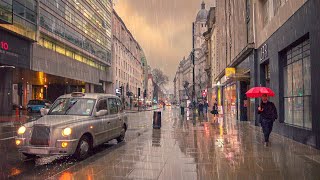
[50,108,320,180]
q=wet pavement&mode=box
[1,107,320,179]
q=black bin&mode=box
[153,111,161,129]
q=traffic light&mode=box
[138,88,141,97]
[202,90,207,97]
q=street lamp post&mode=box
[192,22,196,122]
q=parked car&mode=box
[15,92,128,160]
[27,99,52,113]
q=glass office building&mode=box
[0,0,113,114]
[31,0,113,101]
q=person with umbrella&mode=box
[246,87,277,147]
[258,94,277,147]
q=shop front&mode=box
[223,83,237,116]
[0,28,32,115]
[255,0,320,148]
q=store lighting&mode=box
[0,65,15,69]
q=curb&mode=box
[125,107,161,114]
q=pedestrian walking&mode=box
[258,94,278,147]
[204,101,209,114]
[198,101,204,117]
[211,100,219,117]
[180,101,186,117]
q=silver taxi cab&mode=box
[15,92,128,160]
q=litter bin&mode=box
[153,111,161,129]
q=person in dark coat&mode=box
[198,102,204,117]
[212,100,219,117]
[258,94,278,147]
[204,101,209,114]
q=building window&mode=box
[283,38,311,129]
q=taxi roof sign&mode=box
[71,92,85,97]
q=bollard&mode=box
[15,107,19,116]
[153,111,161,129]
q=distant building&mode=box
[173,1,208,104]
[112,10,145,104]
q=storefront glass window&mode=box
[283,38,311,129]
[75,54,82,62]
[284,98,293,124]
[55,45,65,55]
[304,97,312,129]
[39,36,107,71]
[292,61,303,96]
[303,56,311,95]
[43,39,53,50]
[66,49,73,58]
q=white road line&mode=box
[0,136,15,141]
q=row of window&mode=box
[0,0,37,25]
[39,4,111,64]
[42,0,112,29]
[96,98,123,114]
[116,67,140,85]
[115,56,141,77]
[0,0,13,24]
[38,37,107,72]
[113,23,140,57]
[13,0,37,24]
[41,0,111,40]
[283,38,311,129]
[114,40,140,64]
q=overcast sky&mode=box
[114,0,214,93]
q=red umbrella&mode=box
[245,87,275,98]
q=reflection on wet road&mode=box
[1,108,320,179]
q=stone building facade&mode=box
[205,0,320,149]
[112,10,145,104]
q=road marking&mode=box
[0,136,15,141]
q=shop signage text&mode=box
[0,40,19,57]
[260,44,268,61]
[1,41,9,51]
[225,68,236,78]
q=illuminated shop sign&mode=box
[0,28,30,68]
[0,40,18,57]
[1,41,9,50]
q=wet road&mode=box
[2,107,320,180]
[0,111,153,180]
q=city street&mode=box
[1,107,320,179]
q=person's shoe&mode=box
[264,142,269,147]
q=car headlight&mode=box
[62,128,72,137]
[17,126,26,135]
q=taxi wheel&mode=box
[74,135,91,160]
[22,153,37,159]
[116,126,126,143]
